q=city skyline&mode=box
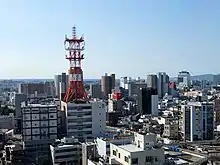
[0,0,220,79]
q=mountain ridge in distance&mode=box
[190,74,214,81]
[171,74,215,82]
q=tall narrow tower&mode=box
[63,26,87,102]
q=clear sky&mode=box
[0,0,220,79]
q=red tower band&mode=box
[63,26,87,102]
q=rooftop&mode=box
[167,157,188,165]
[26,103,56,107]
[54,143,80,149]
[100,133,133,141]
[119,144,144,152]
[52,140,81,147]
[21,102,57,108]
[187,101,213,106]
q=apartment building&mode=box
[18,82,55,97]
[96,133,133,158]
[181,102,214,142]
[21,101,58,161]
[109,132,165,165]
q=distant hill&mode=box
[190,74,214,81]
[171,74,215,82]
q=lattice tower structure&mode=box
[63,26,87,102]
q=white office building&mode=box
[96,134,133,159]
[178,71,191,89]
[181,102,214,142]
[21,102,58,157]
[109,132,165,165]
[61,100,106,141]
[50,136,81,165]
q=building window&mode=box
[146,156,153,162]
[50,115,54,118]
[132,158,138,164]
[113,150,116,156]
[118,153,120,158]
[124,156,129,163]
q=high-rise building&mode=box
[128,82,147,97]
[147,74,158,90]
[120,77,131,88]
[137,88,158,116]
[18,82,55,97]
[21,101,58,159]
[15,93,27,119]
[90,84,103,99]
[214,99,220,124]
[15,93,27,133]
[158,72,169,98]
[213,74,220,86]
[54,74,62,97]
[54,73,68,99]
[101,73,113,98]
[110,73,116,89]
[177,71,191,89]
[61,100,106,141]
[181,102,214,142]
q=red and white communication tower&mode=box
[63,26,87,102]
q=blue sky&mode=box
[0,0,220,79]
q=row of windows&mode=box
[55,154,81,160]
[23,115,57,120]
[68,125,92,129]
[67,112,92,116]
[68,118,92,123]
[69,131,92,136]
[69,106,92,110]
[55,148,81,153]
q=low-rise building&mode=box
[96,133,133,159]
[109,132,165,165]
[50,137,81,165]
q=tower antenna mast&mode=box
[63,26,87,102]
